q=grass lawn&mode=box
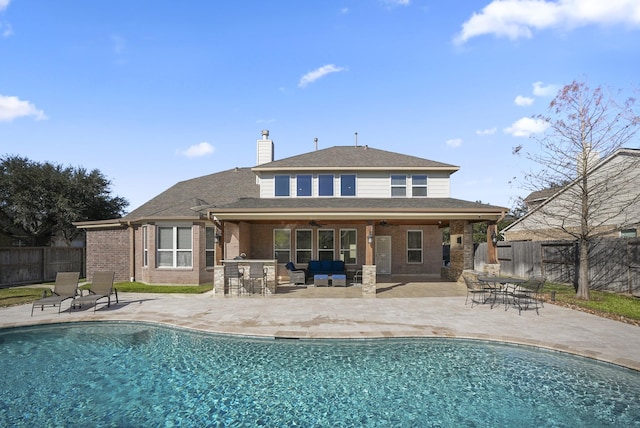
[0,282,211,308]
[543,282,640,325]
[79,282,212,294]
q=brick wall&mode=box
[86,226,130,283]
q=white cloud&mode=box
[476,128,497,136]
[382,0,410,6]
[514,95,534,106]
[178,142,215,158]
[0,94,47,122]
[504,117,549,137]
[446,138,463,148]
[454,0,640,44]
[532,81,560,97]
[298,64,346,88]
[1,0,12,37]
[1,21,12,37]
[111,34,126,54]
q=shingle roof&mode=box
[213,197,504,212]
[124,167,259,219]
[252,146,459,171]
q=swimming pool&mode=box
[1,322,639,427]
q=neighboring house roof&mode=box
[503,148,640,236]
[524,187,561,205]
[252,146,459,172]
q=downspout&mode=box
[127,221,135,282]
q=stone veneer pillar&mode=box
[445,220,474,281]
[361,265,376,297]
[213,265,225,297]
[483,263,501,276]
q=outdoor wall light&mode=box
[214,233,222,244]
[367,233,373,244]
[491,231,498,245]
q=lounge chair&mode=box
[71,271,118,312]
[31,272,80,316]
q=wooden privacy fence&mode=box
[475,238,640,296]
[0,247,85,287]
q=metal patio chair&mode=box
[224,262,245,296]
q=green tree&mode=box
[0,155,128,246]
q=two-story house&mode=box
[503,148,640,242]
[76,131,507,288]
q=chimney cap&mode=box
[261,130,269,138]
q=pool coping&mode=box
[3,291,640,372]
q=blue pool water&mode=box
[1,322,639,427]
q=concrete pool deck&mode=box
[2,280,640,371]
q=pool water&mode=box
[1,323,639,427]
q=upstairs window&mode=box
[340,174,356,196]
[412,175,427,197]
[318,174,334,196]
[296,175,312,197]
[621,228,637,238]
[391,175,406,197]
[275,175,290,197]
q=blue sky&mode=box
[2,0,639,213]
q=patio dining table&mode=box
[477,276,527,309]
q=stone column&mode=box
[264,261,276,295]
[213,265,225,297]
[447,220,474,281]
[361,264,376,297]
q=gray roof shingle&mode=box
[213,197,504,212]
[124,167,259,219]
[253,146,459,170]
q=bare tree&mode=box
[517,81,640,300]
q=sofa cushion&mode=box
[331,260,345,272]
[308,260,321,272]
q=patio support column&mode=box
[485,222,500,276]
[215,222,224,264]
[362,223,376,296]
[446,220,473,281]
[365,223,374,265]
[213,265,225,297]
[487,222,498,264]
